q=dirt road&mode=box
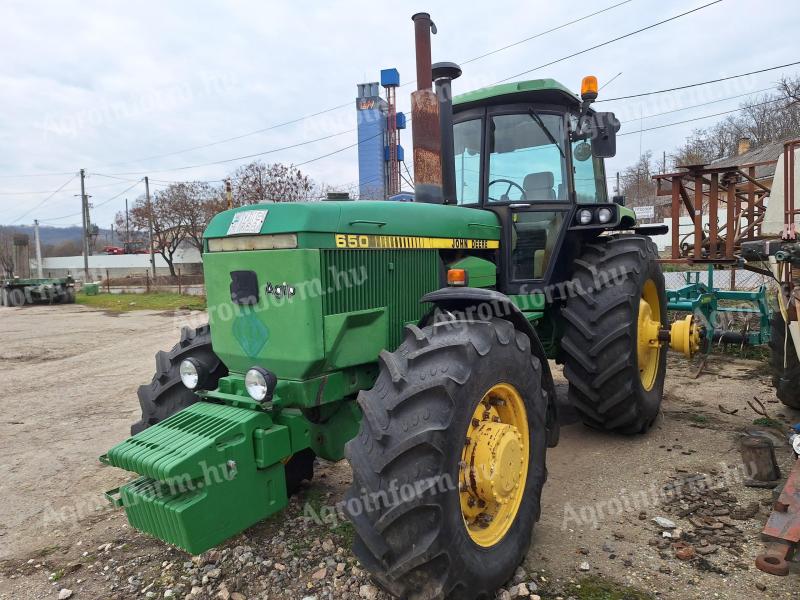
[1,305,798,599]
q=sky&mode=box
[0,0,797,228]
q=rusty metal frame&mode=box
[653,161,775,263]
[783,139,800,241]
[756,457,800,575]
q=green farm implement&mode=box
[102,13,702,598]
[666,265,772,350]
[0,276,75,306]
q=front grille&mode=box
[320,250,440,350]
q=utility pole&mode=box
[124,197,130,252]
[226,179,233,209]
[80,168,90,282]
[145,176,156,278]
[33,219,43,279]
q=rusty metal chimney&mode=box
[410,12,443,204]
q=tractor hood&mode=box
[203,201,502,242]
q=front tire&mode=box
[132,324,314,492]
[769,310,800,409]
[561,235,667,434]
[345,318,548,600]
[132,324,228,434]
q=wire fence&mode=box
[663,269,775,292]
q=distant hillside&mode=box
[0,224,117,257]
[2,224,114,246]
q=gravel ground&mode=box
[0,304,798,599]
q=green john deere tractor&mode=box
[101,12,701,599]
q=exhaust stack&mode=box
[410,12,443,204]
[433,62,462,205]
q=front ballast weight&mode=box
[101,402,295,555]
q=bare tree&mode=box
[128,188,188,277]
[671,78,800,166]
[232,162,315,204]
[176,182,227,251]
[43,239,83,257]
[619,151,657,206]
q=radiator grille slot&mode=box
[320,250,439,350]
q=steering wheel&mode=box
[488,178,527,202]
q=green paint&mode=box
[232,308,270,358]
[204,201,502,242]
[103,402,288,555]
[449,255,497,288]
[454,79,577,107]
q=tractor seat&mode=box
[523,172,556,200]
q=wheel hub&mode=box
[470,421,524,504]
[459,383,530,548]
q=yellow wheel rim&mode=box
[459,383,529,547]
[638,279,663,391]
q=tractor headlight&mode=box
[597,207,614,224]
[578,209,593,225]
[245,367,277,403]
[180,358,204,390]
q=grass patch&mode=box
[76,292,206,312]
[753,417,784,429]
[32,545,62,558]
[569,576,654,600]
[688,413,709,424]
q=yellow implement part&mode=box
[670,314,702,358]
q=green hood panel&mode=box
[204,201,501,241]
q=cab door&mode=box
[480,105,575,293]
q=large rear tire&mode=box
[769,310,800,409]
[561,235,667,434]
[345,318,548,600]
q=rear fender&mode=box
[419,287,559,447]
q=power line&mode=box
[598,60,800,102]
[43,178,143,222]
[618,86,775,123]
[618,98,781,136]
[9,174,77,224]
[0,170,76,180]
[99,102,355,168]
[0,177,145,196]
[495,1,723,83]
[460,0,634,66]
[96,1,636,171]
[104,128,357,176]
[2,0,634,182]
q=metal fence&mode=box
[664,269,775,292]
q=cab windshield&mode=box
[487,112,567,202]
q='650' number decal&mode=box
[335,234,370,248]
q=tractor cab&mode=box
[449,77,632,293]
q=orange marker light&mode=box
[447,268,467,286]
[581,75,598,101]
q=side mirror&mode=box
[588,112,620,158]
[613,194,626,206]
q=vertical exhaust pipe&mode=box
[433,62,462,205]
[410,12,443,204]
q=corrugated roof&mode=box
[710,137,796,180]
